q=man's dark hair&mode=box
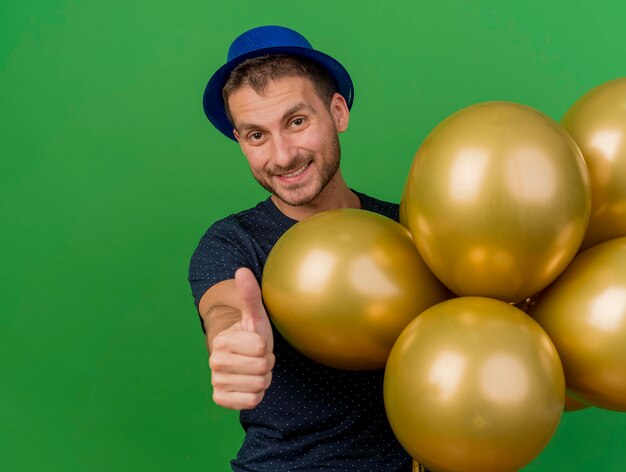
[222,54,337,125]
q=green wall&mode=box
[2,0,625,470]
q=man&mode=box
[189,25,412,471]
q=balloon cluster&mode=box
[262,78,626,471]
[262,209,451,370]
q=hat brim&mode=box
[203,46,354,141]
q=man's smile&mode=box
[274,160,312,181]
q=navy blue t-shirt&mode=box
[188,191,411,471]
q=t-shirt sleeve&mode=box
[188,218,253,312]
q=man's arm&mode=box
[199,267,275,410]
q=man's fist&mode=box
[208,268,275,410]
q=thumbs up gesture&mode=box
[235,268,274,349]
[208,268,275,410]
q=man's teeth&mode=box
[282,162,309,178]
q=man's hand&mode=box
[208,268,275,410]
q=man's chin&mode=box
[273,186,321,207]
[274,194,313,207]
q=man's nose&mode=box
[272,133,295,167]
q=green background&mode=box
[2,0,625,470]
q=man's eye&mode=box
[250,132,263,141]
[291,117,305,127]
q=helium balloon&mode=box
[562,78,626,250]
[399,180,410,229]
[529,236,626,411]
[405,101,591,303]
[262,209,451,370]
[399,196,409,229]
[564,393,590,412]
[384,297,565,472]
[513,300,589,413]
[398,198,409,229]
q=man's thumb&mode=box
[235,267,270,336]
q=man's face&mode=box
[228,76,349,207]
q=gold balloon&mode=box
[563,78,626,250]
[262,209,451,370]
[412,459,428,471]
[564,393,590,413]
[399,186,410,229]
[405,101,591,303]
[399,197,409,228]
[512,300,589,413]
[529,236,626,411]
[384,297,565,472]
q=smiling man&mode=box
[189,26,412,471]
[227,72,357,218]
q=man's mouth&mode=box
[278,161,311,178]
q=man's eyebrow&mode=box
[281,102,313,121]
[236,102,314,133]
[236,121,259,133]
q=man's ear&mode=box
[330,93,350,132]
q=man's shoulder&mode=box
[208,199,272,230]
[355,190,399,221]
[202,197,292,243]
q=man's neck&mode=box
[271,171,361,221]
